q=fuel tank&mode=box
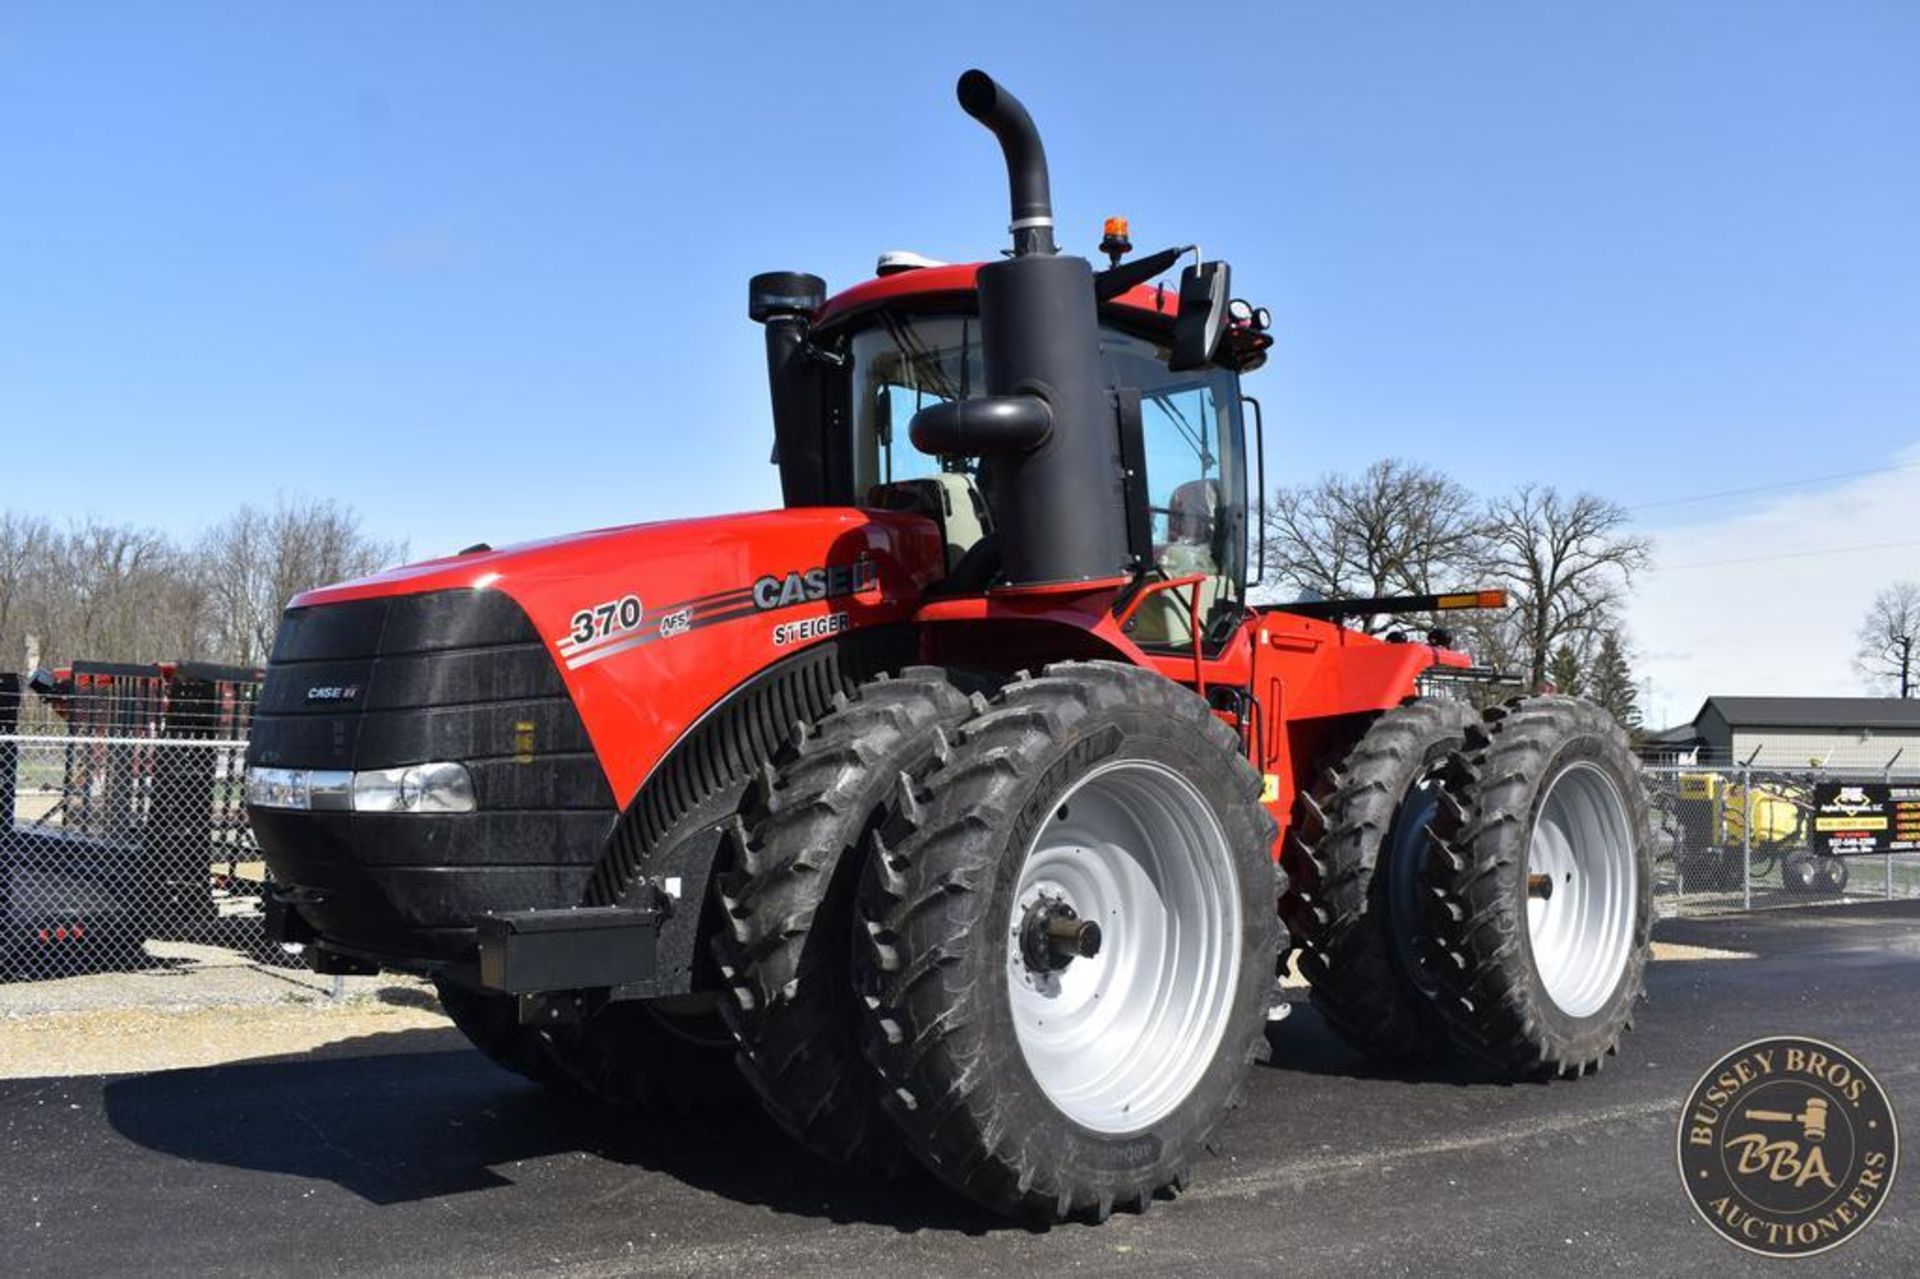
[246,507,944,965]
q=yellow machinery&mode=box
[1667,771,1847,892]
[1675,772,1806,848]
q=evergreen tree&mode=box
[1546,642,1584,697]
[1588,632,1641,731]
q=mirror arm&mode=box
[1093,245,1191,302]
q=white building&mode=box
[1689,696,1920,772]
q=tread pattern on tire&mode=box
[855,661,1281,1222]
[1425,696,1652,1078]
[1282,698,1476,1061]
[712,667,973,1173]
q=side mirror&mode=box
[1168,260,1230,371]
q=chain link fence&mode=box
[1646,758,1920,917]
[1,664,292,985]
[1,734,279,981]
[7,660,1917,994]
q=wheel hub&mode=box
[1019,896,1102,973]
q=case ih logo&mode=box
[305,684,361,704]
[751,558,878,612]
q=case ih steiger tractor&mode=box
[246,71,1652,1222]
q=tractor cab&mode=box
[755,260,1271,653]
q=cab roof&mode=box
[813,262,1178,332]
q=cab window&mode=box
[1097,329,1246,601]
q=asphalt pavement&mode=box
[4,903,1918,1277]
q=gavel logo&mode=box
[1744,1095,1829,1143]
[1678,1037,1898,1258]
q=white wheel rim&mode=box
[1005,759,1242,1134]
[1525,761,1638,1018]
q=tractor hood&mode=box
[276,507,946,806]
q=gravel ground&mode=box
[0,938,420,1016]
[1,995,453,1078]
[0,939,445,1079]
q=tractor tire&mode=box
[855,662,1280,1222]
[1814,856,1851,895]
[712,667,973,1174]
[432,978,569,1088]
[1426,697,1652,1078]
[1283,698,1477,1061]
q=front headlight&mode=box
[354,762,476,814]
[245,767,311,810]
[246,761,476,814]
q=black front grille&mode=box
[249,589,615,962]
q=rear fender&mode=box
[914,585,1151,674]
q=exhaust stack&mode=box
[909,71,1133,588]
[955,69,1056,258]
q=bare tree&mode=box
[0,499,399,672]
[1854,581,1920,698]
[0,511,58,670]
[1478,485,1651,691]
[198,498,404,665]
[51,520,183,664]
[1261,459,1486,632]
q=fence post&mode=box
[1672,771,1685,896]
[0,674,20,821]
[1741,766,1753,912]
[1886,759,1898,902]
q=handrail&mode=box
[1114,572,1211,699]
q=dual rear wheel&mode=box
[1290,696,1652,1078]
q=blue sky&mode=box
[2,3,1915,717]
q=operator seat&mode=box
[1131,479,1224,649]
[868,472,994,574]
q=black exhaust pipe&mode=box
[910,72,1133,588]
[955,69,1055,257]
[749,271,839,507]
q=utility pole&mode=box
[1899,634,1913,700]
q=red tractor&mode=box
[247,72,1651,1222]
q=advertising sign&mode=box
[1811,782,1920,856]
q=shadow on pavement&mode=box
[1262,1001,1508,1087]
[102,1031,1009,1234]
